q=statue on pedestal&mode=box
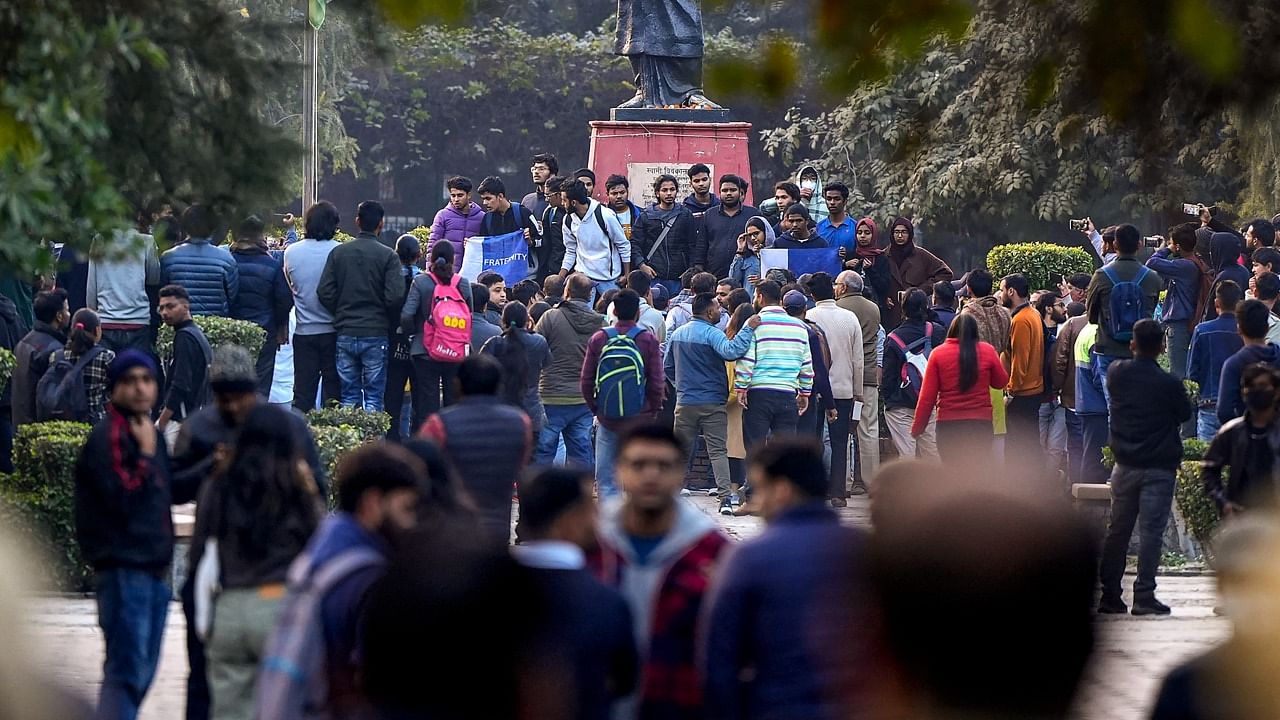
[615,0,722,110]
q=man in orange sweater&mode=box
[1001,273,1045,473]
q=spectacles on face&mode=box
[893,229,909,236]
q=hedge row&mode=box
[0,406,388,591]
[986,242,1094,292]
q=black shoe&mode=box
[719,497,733,516]
[1132,598,1171,616]
[1096,596,1128,614]
[849,481,868,496]
[830,497,848,508]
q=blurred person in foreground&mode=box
[514,467,640,719]
[702,438,863,720]
[74,351,200,720]
[1201,363,1280,516]
[850,471,1097,720]
[1099,319,1193,616]
[592,424,729,720]
[1149,515,1280,720]
[254,444,423,720]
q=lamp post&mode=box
[302,0,325,210]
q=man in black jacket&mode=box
[74,350,199,720]
[693,175,761,280]
[512,467,639,720]
[11,288,68,429]
[632,173,695,298]
[317,200,404,412]
[1201,363,1280,515]
[156,285,212,449]
[536,176,569,285]
[1099,319,1193,617]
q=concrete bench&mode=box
[1071,483,1112,502]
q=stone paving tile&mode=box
[24,495,1227,720]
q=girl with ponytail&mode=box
[402,239,472,426]
[62,308,116,424]
[480,301,551,434]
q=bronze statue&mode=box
[615,0,721,109]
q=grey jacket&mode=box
[534,299,604,403]
[400,271,474,357]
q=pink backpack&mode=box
[421,272,470,362]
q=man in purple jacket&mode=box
[581,289,665,497]
[429,176,485,266]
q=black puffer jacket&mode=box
[0,295,27,410]
[631,203,695,281]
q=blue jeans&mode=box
[1095,353,1123,409]
[654,279,682,299]
[1197,408,1221,441]
[537,404,594,468]
[1038,400,1067,474]
[595,424,620,497]
[1099,465,1175,600]
[1079,413,1111,484]
[95,568,171,720]
[587,279,620,307]
[1164,321,1192,379]
[336,335,389,412]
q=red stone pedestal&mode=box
[588,120,755,207]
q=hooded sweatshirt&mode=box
[591,498,728,720]
[535,298,605,404]
[429,201,485,266]
[884,217,953,328]
[682,192,719,217]
[758,165,829,224]
[1206,232,1251,321]
[1218,343,1280,425]
[1146,246,1210,328]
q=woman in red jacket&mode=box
[912,313,1010,463]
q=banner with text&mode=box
[627,162,715,208]
[460,231,529,285]
[759,247,842,278]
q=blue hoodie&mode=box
[1217,343,1280,424]
[1145,247,1205,324]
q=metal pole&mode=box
[301,6,319,211]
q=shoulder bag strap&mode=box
[647,215,679,261]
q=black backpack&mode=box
[36,346,106,422]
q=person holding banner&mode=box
[478,176,542,279]
[559,180,631,304]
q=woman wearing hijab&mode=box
[841,217,893,320]
[884,217,953,329]
[728,216,775,300]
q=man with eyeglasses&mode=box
[1034,290,1070,487]
[592,423,728,720]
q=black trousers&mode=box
[255,339,278,397]
[384,353,414,440]
[292,332,339,412]
[742,390,798,453]
[1005,395,1043,472]
[412,356,459,429]
[101,326,153,354]
[826,398,855,500]
[935,419,994,465]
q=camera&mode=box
[1143,236,1163,248]
[1068,218,1090,232]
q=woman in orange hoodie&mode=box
[913,313,1009,464]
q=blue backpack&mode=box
[594,326,647,419]
[1101,265,1151,342]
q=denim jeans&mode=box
[1065,409,1085,485]
[1197,408,1221,441]
[1095,353,1123,408]
[1099,465,1176,600]
[537,404,594,468]
[587,279,620,308]
[654,279,682,299]
[595,423,620,497]
[336,335,389,412]
[383,353,414,441]
[1164,321,1192,379]
[101,326,154,355]
[1039,400,1068,476]
[742,389,798,453]
[95,568,171,720]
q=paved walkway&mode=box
[24,495,1227,720]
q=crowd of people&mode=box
[1,152,1279,720]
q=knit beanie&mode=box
[106,350,158,390]
[209,344,258,393]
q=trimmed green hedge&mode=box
[156,315,266,362]
[986,242,1094,292]
[307,405,391,443]
[0,346,14,397]
[1103,437,1217,553]
[6,422,93,590]
[311,425,364,509]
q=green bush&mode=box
[9,421,94,590]
[0,346,14,397]
[309,424,364,509]
[1175,460,1219,553]
[986,242,1095,292]
[156,316,266,362]
[306,405,391,443]
[334,229,355,243]
[407,225,432,247]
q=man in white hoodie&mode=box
[592,423,728,720]
[559,179,631,304]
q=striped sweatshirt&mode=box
[734,306,814,396]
